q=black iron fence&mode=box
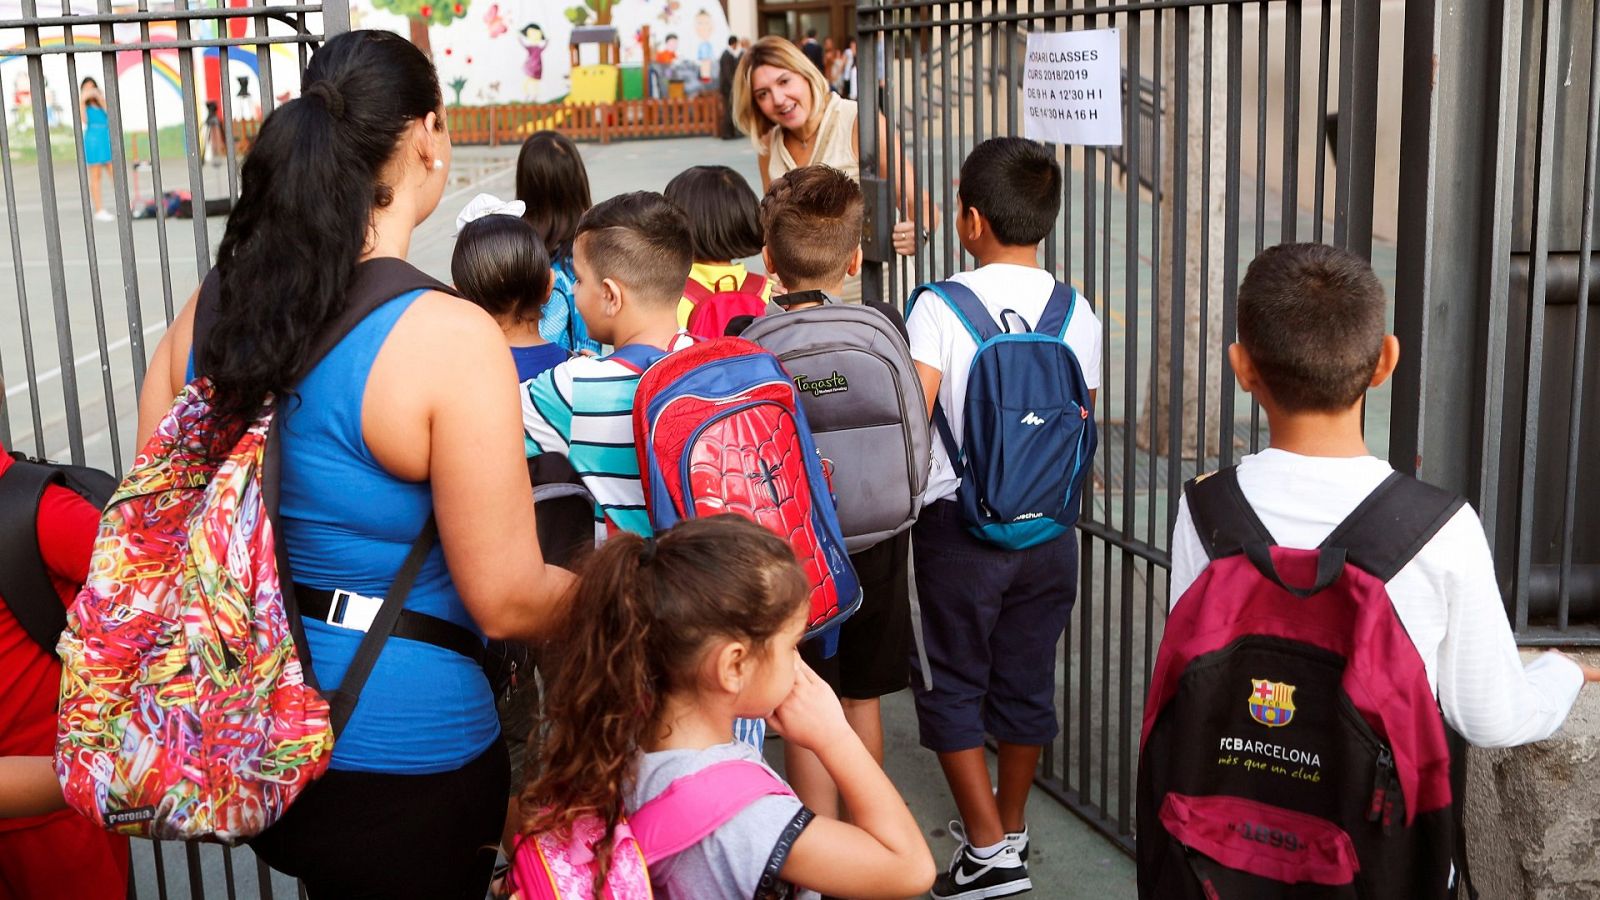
[0,0,338,475]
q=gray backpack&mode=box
[741,302,931,551]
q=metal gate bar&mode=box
[858,0,1385,854]
[0,0,336,473]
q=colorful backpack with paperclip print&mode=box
[54,259,454,842]
[509,760,797,900]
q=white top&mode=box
[1169,448,1585,748]
[905,263,1103,505]
[764,93,860,185]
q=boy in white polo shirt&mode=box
[905,136,1102,900]
[1169,242,1596,750]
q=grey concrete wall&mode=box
[1466,650,1600,899]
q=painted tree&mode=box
[372,0,471,58]
[563,0,614,27]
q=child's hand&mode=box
[766,659,849,752]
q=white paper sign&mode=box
[1022,28,1123,146]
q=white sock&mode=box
[1007,827,1029,844]
[969,839,1009,859]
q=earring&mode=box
[432,159,444,171]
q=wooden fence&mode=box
[448,93,724,145]
[231,93,723,152]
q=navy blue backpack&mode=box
[910,279,1097,550]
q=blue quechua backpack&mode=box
[910,279,1097,550]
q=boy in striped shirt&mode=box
[520,191,696,539]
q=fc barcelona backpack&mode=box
[1138,467,1478,899]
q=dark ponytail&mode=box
[201,30,442,420]
[521,515,808,889]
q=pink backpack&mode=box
[683,273,768,340]
[508,759,794,899]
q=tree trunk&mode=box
[1139,9,1228,460]
[409,16,433,60]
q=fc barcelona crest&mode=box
[1248,678,1296,728]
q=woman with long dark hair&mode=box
[135,31,573,898]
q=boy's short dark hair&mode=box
[663,166,764,263]
[1237,242,1387,413]
[760,165,862,286]
[451,214,552,325]
[576,191,693,304]
[957,137,1061,246]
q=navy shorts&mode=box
[909,499,1078,753]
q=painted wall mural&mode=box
[0,0,730,149]
[350,0,734,105]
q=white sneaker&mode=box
[93,209,115,222]
[950,819,1030,863]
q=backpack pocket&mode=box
[1157,793,1359,898]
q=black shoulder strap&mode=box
[1183,466,1275,560]
[0,458,71,654]
[242,259,456,702]
[1318,472,1465,583]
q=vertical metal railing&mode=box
[0,1,342,895]
[858,0,1386,854]
[1393,0,1600,645]
[0,0,336,476]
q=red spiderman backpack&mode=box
[613,338,861,638]
[683,273,768,340]
[1138,467,1478,899]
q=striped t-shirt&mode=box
[520,332,697,537]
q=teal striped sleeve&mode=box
[521,367,574,457]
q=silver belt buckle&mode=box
[327,589,383,633]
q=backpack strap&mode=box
[1319,472,1465,583]
[1183,466,1276,560]
[608,343,671,375]
[323,516,439,736]
[629,759,797,865]
[915,280,1002,345]
[683,278,714,307]
[0,458,71,654]
[739,273,769,297]
[1034,282,1077,339]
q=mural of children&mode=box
[519,22,547,100]
[654,32,677,64]
[694,9,714,82]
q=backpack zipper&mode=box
[1367,747,1397,833]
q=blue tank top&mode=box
[274,291,499,773]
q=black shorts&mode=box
[801,530,912,700]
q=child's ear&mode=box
[1369,335,1401,388]
[542,269,555,303]
[601,276,625,317]
[1228,342,1260,395]
[961,206,985,244]
[761,246,777,278]
[712,639,752,696]
[847,245,863,277]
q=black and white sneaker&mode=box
[950,819,1030,864]
[931,823,1032,900]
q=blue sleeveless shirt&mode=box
[261,291,499,773]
